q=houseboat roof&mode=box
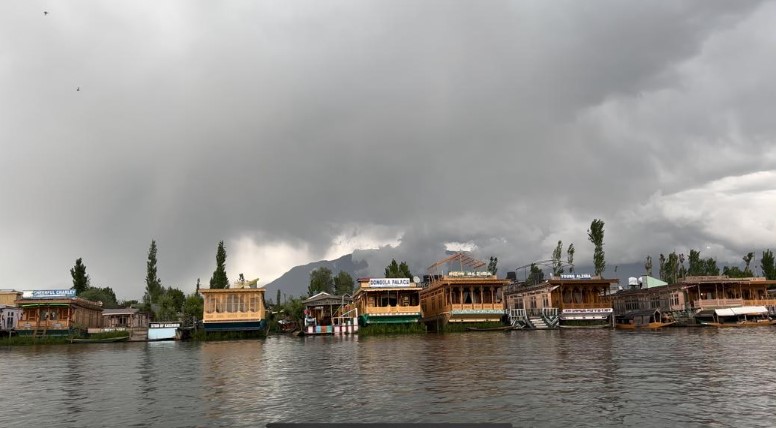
[103,308,141,315]
[714,306,768,316]
[303,292,351,305]
[679,276,776,286]
[15,297,103,311]
[427,252,487,274]
[199,287,266,294]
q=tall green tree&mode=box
[761,249,775,280]
[308,267,334,295]
[385,259,412,279]
[80,286,119,308]
[552,241,564,276]
[144,240,163,305]
[587,219,606,276]
[70,258,90,295]
[210,241,229,289]
[687,249,704,276]
[644,255,653,277]
[658,253,666,280]
[743,252,754,276]
[488,257,499,276]
[566,243,575,273]
[703,257,720,276]
[182,292,204,322]
[527,263,545,285]
[276,289,282,306]
[334,271,355,295]
[664,252,679,284]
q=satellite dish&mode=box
[413,276,420,283]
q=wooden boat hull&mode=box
[699,320,776,328]
[71,336,129,344]
[616,321,676,330]
[466,326,514,332]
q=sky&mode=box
[2,1,776,300]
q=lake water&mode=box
[2,328,775,427]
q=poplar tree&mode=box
[145,240,163,305]
[566,243,575,273]
[71,258,90,295]
[552,241,564,276]
[761,249,775,280]
[210,241,229,289]
[587,219,606,276]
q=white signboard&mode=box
[559,274,592,280]
[448,271,493,278]
[22,289,76,299]
[561,308,613,314]
[369,278,410,287]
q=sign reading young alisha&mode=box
[369,278,410,287]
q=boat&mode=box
[70,335,129,344]
[465,325,514,332]
[615,309,676,330]
[695,306,776,327]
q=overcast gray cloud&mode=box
[2,1,775,299]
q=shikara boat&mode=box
[615,309,676,330]
[70,335,129,344]
[465,325,514,332]
[695,306,776,327]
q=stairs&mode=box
[529,316,550,329]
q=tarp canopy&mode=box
[714,306,768,316]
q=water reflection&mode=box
[3,329,776,427]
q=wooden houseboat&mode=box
[504,274,618,329]
[14,289,104,336]
[351,277,422,327]
[302,292,357,335]
[419,253,510,331]
[200,277,267,333]
[611,275,776,326]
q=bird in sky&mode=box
[76,87,80,92]
[44,11,48,15]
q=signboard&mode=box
[448,271,493,278]
[150,323,180,328]
[369,278,410,287]
[22,289,76,299]
[559,274,592,280]
[561,308,613,313]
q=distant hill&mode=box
[264,253,370,303]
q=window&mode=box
[227,294,239,312]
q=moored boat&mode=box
[695,306,776,327]
[70,335,129,344]
[615,308,676,330]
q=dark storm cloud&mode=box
[1,1,774,298]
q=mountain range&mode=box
[263,250,655,302]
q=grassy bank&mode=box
[189,330,267,341]
[0,336,71,346]
[438,321,507,333]
[358,323,427,336]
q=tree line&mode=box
[68,239,237,322]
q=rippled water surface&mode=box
[3,328,776,427]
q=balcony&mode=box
[560,302,612,310]
[692,298,776,309]
[366,305,421,315]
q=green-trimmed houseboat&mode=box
[352,277,422,327]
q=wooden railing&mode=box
[560,302,612,310]
[450,303,503,311]
[365,305,421,314]
[693,298,776,309]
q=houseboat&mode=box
[611,275,776,326]
[1,305,23,337]
[199,277,267,334]
[351,277,422,327]
[302,292,357,335]
[101,307,151,341]
[504,274,618,329]
[419,253,510,331]
[14,289,104,336]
